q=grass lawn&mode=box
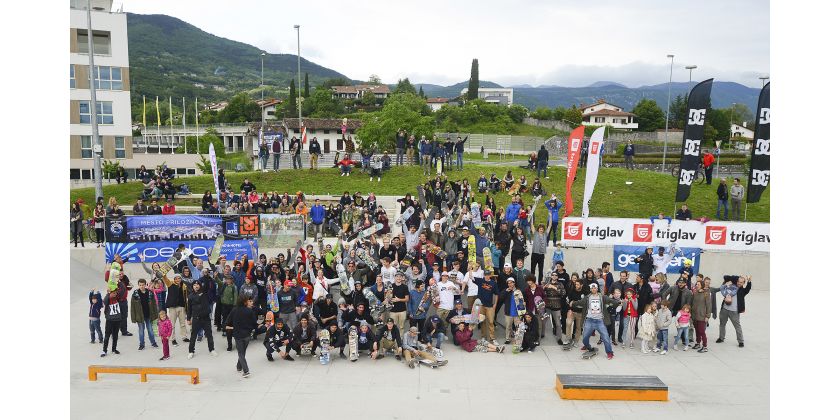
[70,165,770,223]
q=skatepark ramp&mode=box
[555,374,668,401]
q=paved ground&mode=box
[70,256,768,419]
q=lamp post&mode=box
[759,75,769,87]
[85,0,103,200]
[661,54,675,173]
[260,52,265,125]
[685,65,697,83]
[294,25,302,134]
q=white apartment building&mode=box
[459,87,514,106]
[70,0,200,181]
[580,99,639,130]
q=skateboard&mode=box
[482,247,493,271]
[400,248,416,271]
[418,359,440,368]
[416,185,427,210]
[363,287,383,310]
[534,295,549,320]
[470,202,481,222]
[511,321,527,354]
[414,288,430,317]
[424,241,448,259]
[336,263,350,294]
[513,289,526,317]
[358,223,384,240]
[431,347,445,362]
[468,299,483,325]
[318,329,331,365]
[401,206,415,221]
[429,278,441,307]
[208,235,225,264]
[562,341,574,351]
[582,347,599,360]
[384,282,394,310]
[348,326,359,362]
[358,246,380,269]
[468,235,477,264]
[150,251,182,281]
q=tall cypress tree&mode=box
[467,58,479,100]
[418,86,425,98]
[304,73,310,97]
[288,80,297,115]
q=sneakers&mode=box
[629,343,634,349]
[738,342,744,348]
[210,350,218,357]
[182,338,190,343]
[692,343,702,350]
[504,340,510,345]
[660,349,668,355]
[242,372,251,378]
[159,356,170,361]
[395,355,402,361]
[684,345,689,351]
[698,347,708,353]
[491,340,499,346]
[641,347,648,354]
[113,350,120,354]
[580,345,588,351]
[90,340,95,344]
[339,352,347,359]
[139,345,145,351]
[408,358,416,369]
[227,346,232,352]
[283,355,295,361]
[607,352,614,360]
[715,338,724,343]
[198,336,203,342]
[100,352,107,357]
[151,343,159,348]
[172,339,178,346]
[122,332,133,336]
[438,360,448,366]
[187,352,195,359]
[497,346,505,353]
[266,353,275,362]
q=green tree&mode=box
[706,107,731,144]
[302,87,343,118]
[507,104,529,123]
[218,92,260,123]
[668,94,688,129]
[467,59,479,100]
[176,128,226,155]
[286,80,298,116]
[304,73,310,97]
[631,98,666,131]
[394,78,417,95]
[368,74,382,84]
[360,90,377,106]
[356,93,435,151]
[418,86,425,98]
[552,106,568,121]
[320,78,350,88]
[563,105,582,126]
[531,106,553,120]
[725,103,754,128]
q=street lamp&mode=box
[759,75,769,87]
[85,0,103,200]
[661,54,675,173]
[260,52,265,125]
[294,25,302,134]
[685,65,697,83]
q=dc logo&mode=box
[684,139,701,156]
[759,108,770,125]
[225,221,239,235]
[570,138,580,151]
[688,109,706,125]
[679,169,695,186]
[754,138,770,156]
[109,222,123,236]
[751,169,770,187]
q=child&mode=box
[638,303,656,354]
[101,289,122,357]
[89,290,103,343]
[151,279,166,312]
[157,310,173,361]
[675,304,692,351]
[621,289,638,349]
[610,289,623,345]
[654,301,672,355]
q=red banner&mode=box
[564,126,585,217]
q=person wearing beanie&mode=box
[322,321,348,360]
[264,317,294,362]
[375,318,403,360]
[315,294,338,329]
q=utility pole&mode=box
[86,0,103,200]
[295,25,302,133]
[661,54,675,173]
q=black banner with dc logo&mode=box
[675,78,714,202]
[747,83,770,203]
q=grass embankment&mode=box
[70,165,770,222]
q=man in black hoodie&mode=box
[634,246,654,280]
[316,295,339,329]
[187,282,217,358]
[264,317,294,361]
[537,145,549,179]
[291,317,318,357]
[323,321,348,359]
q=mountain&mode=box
[126,13,350,107]
[587,81,627,88]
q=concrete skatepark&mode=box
[70,247,769,419]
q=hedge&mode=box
[603,156,747,165]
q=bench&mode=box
[88,365,199,384]
[555,374,667,401]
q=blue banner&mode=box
[613,245,701,274]
[108,215,223,243]
[105,239,257,263]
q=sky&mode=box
[120,0,769,88]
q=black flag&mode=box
[675,78,714,202]
[747,83,770,203]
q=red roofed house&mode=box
[425,97,451,112]
[581,99,638,130]
[331,84,391,100]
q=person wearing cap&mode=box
[435,272,457,323]
[343,303,376,330]
[264,317,294,362]
[423,315,446,348]
[376,318,403,360]
[163,273,190,346]
[355,322,379,359]
[401,326,446,368]
[498,277,523,344]
[634,246,655,280]
[678,259,694,281]
[543,271,567,345]
[315,294,338,329]
[570,282,621,359]
[465,270,497,345]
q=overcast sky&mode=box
[120,0,769,88]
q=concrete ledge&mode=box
[556,374,668,401]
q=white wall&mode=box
[69,9,129,68]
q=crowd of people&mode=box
[87,169,753,378]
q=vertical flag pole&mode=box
[195,98,199,154]
[182,97,187,154]
[142,95,147,154]
[169,96,174,154]
[156,96,161,154]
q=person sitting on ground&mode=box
[454,322,504,353]
[337,154,357,177]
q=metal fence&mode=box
[434,132,549,155]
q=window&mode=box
[82,169,92,180]
[81,135,93,158]
[114,136,126,158]
[323,129,331,134]
[594,117,605,123]
[70,169,81,180]
[79,101,113,125]
[94,66,123,90]
[77,30,111,55]
[70,64,76,88]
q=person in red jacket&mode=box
[162,199,176,215]
[338,154,358,176]
[702,150,715,185]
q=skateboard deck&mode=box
[209,235,225,264]
[414,289,430,317]
[534,295,548,320]
[319,329,331,365]
[401,206,415,221]
[470,202,481,221]
[400,249,416,271]
[468,299,482,325]
[511,321,527,354]
[363,287,382,309]
[416,185,427,210]
[562,341,574,351]
[384,282,394,310]
[418,359,439,368]
[336,263,350,293]
[468,235,477,264]
[424,242,448,259]
[482,247,493,270]
[582,347,599,360]
[348,326,359,362]
[513,289,526,317]
[429,278,441,307]
[358,223,384,240]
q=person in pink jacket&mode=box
[157,310,173,361]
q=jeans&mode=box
[293,154,302,169]
[422,156,431,175]
[705,166,713,184]
[624,155,635,170]
[89,319,103,342]
[341,165,352,175]
[582,317,613,354]
[273,153,280,170]
[548,222,558,245]
[456,152,463,170]
[260,155,268,170]
[716,199,729,220]
[396,148,404,166]
[656,329,668,350]
[549,309,563,340]
[719,308,744,343]
[537,161,548,178]
[137,318,158,347]
[530,253,545,283]
[675,326,689,346]
[189,318,214,353]
[731,199,742,221]
[235,337,251,374]
[427,331,445,349]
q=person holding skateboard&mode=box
[570,283,620,360]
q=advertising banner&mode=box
[675,78,714,202]
[561,217,769,252]
[106,215,223,243]
[581,126,605,218]
[613,245,701,274]
[105,239,257,263]
[223,214,261,239]
[258,214,306,248]
[209,142,220,199]
[564,126,585,217]
[747,82,770,203]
